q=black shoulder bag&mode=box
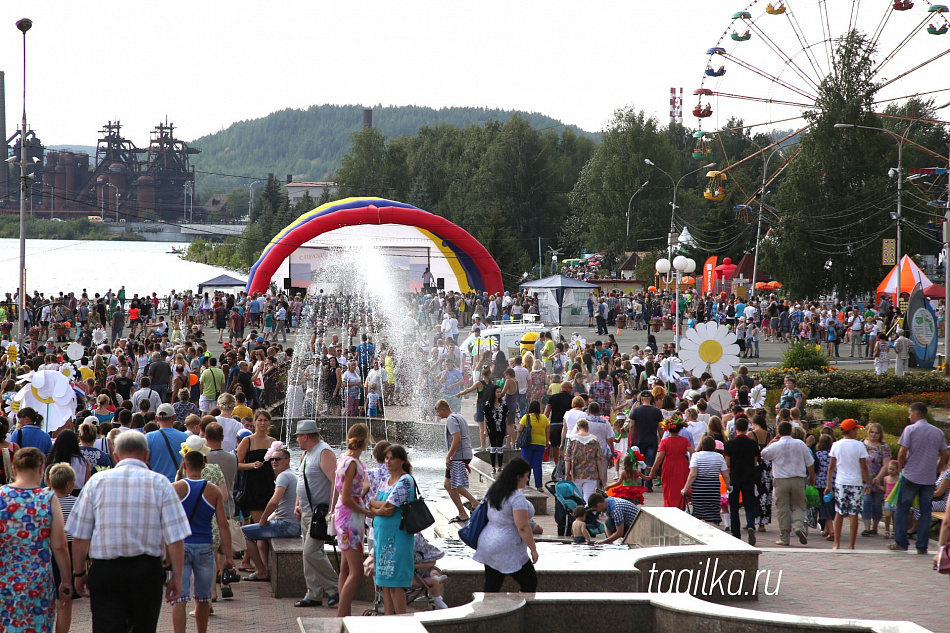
[302,457,332,541]
[399,476,435,534]
[159,429,181,470]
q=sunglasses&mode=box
[270,457,286,462]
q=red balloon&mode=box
[65,322,71,329]
[189,373,198,386]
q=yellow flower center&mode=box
[699,339,724,364]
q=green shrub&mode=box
[780,342,831,372]
[760,369,950,399]
[821,399,870,422]
[808,427,900,461]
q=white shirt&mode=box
[512,365,530,394]
[563,409,586,437]
[215,415,244,453]
[760,436,814,479]
[829,438,868,486]
[685,420,707,449]
[743,305,757,321]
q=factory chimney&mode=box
[362,108,372,130]
[0,72,7,201]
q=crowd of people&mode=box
[2,280,950,633]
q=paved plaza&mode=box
[64,325,946,632]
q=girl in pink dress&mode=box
[333,423,371,616]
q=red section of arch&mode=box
[247,204,503,295]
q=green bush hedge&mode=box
[867,403,935,437]
[760,369,950,399]
[780,342,831,372]
[809,427,900,461]
[821,399,870,422]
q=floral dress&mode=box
[527,370,547,404]
[333,454,365,550]
[0,486,57,632]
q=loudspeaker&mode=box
[437,278,445,290]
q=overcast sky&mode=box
[1,1,945,147]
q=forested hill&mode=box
[190,104,597,195]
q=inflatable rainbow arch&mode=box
[245,197,504,295]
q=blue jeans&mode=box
[640,442,658,491]
[521,444,545,488]
[895,479,935,551]
[517,394,528,417]
[861,489,884,522]
[242,519,302,541]
[180,542,215,602]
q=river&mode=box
[0,238,245,297]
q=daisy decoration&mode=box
[678,321,740,381]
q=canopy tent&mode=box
[519,275,600,325]
[198,274,248,294]
[876,255,934,306]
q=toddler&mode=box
[882,459,900,539]
[572,505,592,544]
[366,384,381,418]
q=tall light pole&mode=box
[102,181,119,222]
[752,148,783,298]
[645,159,715,259]
[247,180,262,218]
[183,183,193,222]
[626,181,649,238]
[835,100,950,321]
[655,255,696,354]
[15,18,32,345]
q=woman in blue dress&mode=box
[0,447,72,633]
[370,444,415,615]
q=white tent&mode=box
[519,275,600,325]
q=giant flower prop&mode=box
[679,321,740,381]
[657,356,684,385]
[11,370,77,434]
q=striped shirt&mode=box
[66,458,191,559]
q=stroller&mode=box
[362,534,448,615]
[545,480,605,538]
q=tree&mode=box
[478,205,530,291]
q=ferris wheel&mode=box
[691,0,950,205]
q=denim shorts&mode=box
[241,519,302,541]
[176,542,215,603]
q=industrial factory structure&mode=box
[0,72,201,222]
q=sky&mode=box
[0,0,946,148]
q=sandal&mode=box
[448,516,468,524]
[884,531,891,539]
[861,529,873,537]
[244,573,270,582]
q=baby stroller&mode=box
[362,534,448,615]
[545,480,605,538]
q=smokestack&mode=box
[0,72,7,201]
[362,108,372,130]
[286,174,292,184]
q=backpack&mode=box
[552,353,565,375]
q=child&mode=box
[47,463,76,630]
[366,383,381,418]
[814,433,835,540]
[882,459,900,539]
[749,323,760,358]
[572,505,592,544]
[605,453,648,504]
[413,533,449,609]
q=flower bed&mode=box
[886,391,950,409]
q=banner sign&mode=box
[907,284,937,368]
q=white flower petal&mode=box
[723,344,741,356]
[680,338,700,352]
[684,328,704,344]
[710,359,737,380]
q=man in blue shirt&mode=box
[440,359,464,413]
[356,334,375,381]
[10,407,53,455]
[146,403,189,481]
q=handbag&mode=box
[516,414,533,449]
[228,519,247,554]
[458,500,489,549]
[302,458,333,541]
[936,543,950,575]
[399,476,435,534]
[678,495,692,515]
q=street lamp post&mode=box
[644,159,715,259]
[626,180,649,238]
[102,181,119,222]
[183,183,193,222]
[835,100,950,322]
[248,180,262,218]
[655,255,697,354]
[15,17,32,345]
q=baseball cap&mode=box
[257,336,264,343]
[639,390,653,399]
[840,418,864,432]
[156,403,176,419]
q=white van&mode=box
[459,315,561,369]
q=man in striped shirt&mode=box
[68,431,192,632]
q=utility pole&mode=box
[16,18,32,345]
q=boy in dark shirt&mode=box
[724,415,760,544]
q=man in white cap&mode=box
[146,403,189,481]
